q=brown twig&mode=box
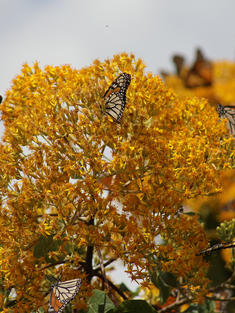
[94,272,128,300]
[94,258,116,272]
[156,298,188,313]
[96,247,108,291]
[37,260,68,271]
[84,217,94,283]
[206,295,235,302]
[209,270,235,294]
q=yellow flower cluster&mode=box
[214,61,235,105]
[164,58,235,106]
[0,53,234,311]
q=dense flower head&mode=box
[162,52,235,311]
[0,53,234,311]
[213,61,235,105]
[163,58,235,106]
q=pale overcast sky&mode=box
[0,0,235,289]
[1,0,235,96]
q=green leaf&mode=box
[113,300,156,313]
[149,269,176,304]
[130,287,141,298]
[119,283,130,293]
[65,242,74,254]
[160,272,177,288]
[184,299,216,313]
[87,289,115,313]
[33,235,63,263]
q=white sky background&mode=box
[0,0,235,290]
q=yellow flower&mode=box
[0,53,233,311]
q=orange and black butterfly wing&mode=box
[224,106,235,136]
[185,49,212,88]
[105,91,126,123]
[172,55,185,77]
[104,73,131,123]
[48,279,81,313]
[49,287,64,313]
[218,104,235,137]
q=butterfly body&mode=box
[48,278,81,313]
[217,103,235,137]
[104,73,131,123]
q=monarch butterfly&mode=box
[198,241,235,256]
[48,278,81,313]
[172,54,185,76]
[185,49,212,88]
[217,103,235,137]
[103,72,131,123]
